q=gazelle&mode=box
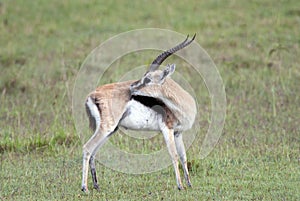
[82,35,197,192]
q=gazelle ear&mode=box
[161,64,176,81]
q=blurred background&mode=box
[0,0,299,200]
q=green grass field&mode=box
[0,0,299,200]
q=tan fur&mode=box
[87,80,183,131]
[82,76,196,192]
[134,78,197,131]
[89,81,132,131]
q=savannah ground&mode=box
[0,0,299,200]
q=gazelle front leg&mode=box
[160,125,183,190]
[174,132,192,187]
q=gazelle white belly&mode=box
[119,99,163,131]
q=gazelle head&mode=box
[130,64,176,93]
[130,34,196,94]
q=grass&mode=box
[0,0,299,200]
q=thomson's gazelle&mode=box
[82,35,197,192]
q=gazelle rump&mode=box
[81,35,197,192]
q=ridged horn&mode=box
[149,34,196,72]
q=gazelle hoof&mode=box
[93,184,100,191]
[178,185,184,190]
[81,186,89,193]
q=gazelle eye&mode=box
[144,77,151,84]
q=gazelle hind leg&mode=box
[89,144,103,191]
[174,132,192,187]
[82,148,91,192]
[89,155,99,190]
[81,128,113,193]
[88,126,118,191]
[161,125,183,190]
[82,96,102,192]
